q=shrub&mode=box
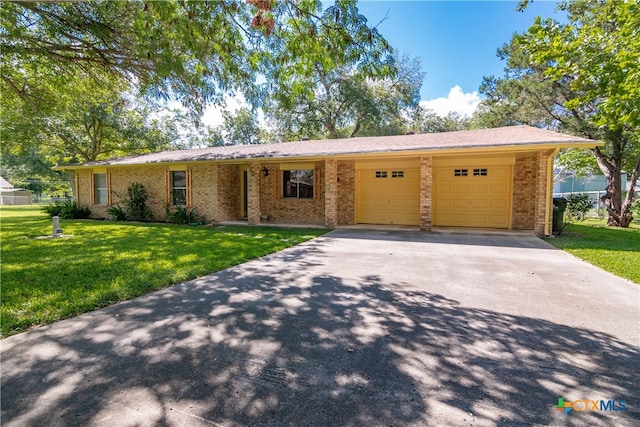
[41,200,91,219]
[106,204,127,221]
[166,205,203,225]
[123,183,154,221]
[565,193,595,221]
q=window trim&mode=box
[92,172,108,206]
[170,170,188,206]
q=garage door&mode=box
[357,167,420,225]
[434,162,512,228]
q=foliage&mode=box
[41,200,91,219]
[122,182,154,222]
[475,0,640,227]
[220,107,261,145]
[411,108,472,134]
[105,204,127,222]
[1,1,394,121]
[265,52,422,140]
[166,205,204,225]
[547,218,640,284]
[565,193,595,222]
[0,205,327,336]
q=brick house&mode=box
[56,125,600,236]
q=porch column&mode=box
[247,163,261,225]
[324,158,338,228]
[419,155,433,231]
[534,150,555,236]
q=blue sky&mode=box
[356,0,564,115]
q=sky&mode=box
[202,0,565,126]
[356,0,564,116]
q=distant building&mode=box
[0,177,33,205]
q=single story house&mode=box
[0,177,32,205]
[56,125,600,236]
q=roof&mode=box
[60,125,600,169]
[0,176,14,188]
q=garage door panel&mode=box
[434,163,512,229]
[357,168,420,225]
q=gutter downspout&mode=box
[544,149,560,236]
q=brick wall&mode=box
[215,164,240,221]
[337,161,356,225]
[259,163,325,224]
[534,150,554,235]
[76,170,95,213]
[419,155,433,231]
[512,155,536,230]
[190,163,217,221]
[108,165,168,220]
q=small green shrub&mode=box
[123,183,154,221]
[166,205,203,225]
[106,204,127,221]
[41,200,90,219]
[566,193,595,221]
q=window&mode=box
[473,168,488,176]
[454,169,468,176]
[94,173,107,205]
[171,171,187,205]
[375,171,388,178]
[391,170,404,178]
[282,169,314,198]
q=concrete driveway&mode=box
[1,230,638,426]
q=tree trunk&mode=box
[621,154,640,227]
[592,147,635,227]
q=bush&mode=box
[106,204,127,221]
[41,200,91,219]
[565,193,595,221]
[123,183,154,221]
[109,183,154,222]
[166,205,203,225]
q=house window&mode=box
[454,169,468,176]
[473,168,488,176]
[391,170,404,178]
[375,171,388,178]
[93,173,107,205]
[282,169,314,199]
[171,171,187,205]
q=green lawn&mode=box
[547,218,640,284]
[0,205,327,337]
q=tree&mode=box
[265,52,423,140]
[475,0,640,227]
[220,107,261,145]
[411,108,472,134]
[1,72,181,165]
[1,1,394,120]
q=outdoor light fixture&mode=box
[262,167,269,177]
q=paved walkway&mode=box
[2,230,638,426]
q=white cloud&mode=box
[420,86,481,118]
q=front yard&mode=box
[0,206,326,337]
[548,218,640,284]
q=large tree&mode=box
[1,0,394,120]
[476,0,640,227]
[265,52,423,140]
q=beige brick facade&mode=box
[534,150,554,235]
[511,155,537,230]
[74,150,555,234]
[419,155,433,231]
[337,161,356,225]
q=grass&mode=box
[547,218,640,284]
[0,205,327,337]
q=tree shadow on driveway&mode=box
[2,241,638,426]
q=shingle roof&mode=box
[69,125,598,168]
